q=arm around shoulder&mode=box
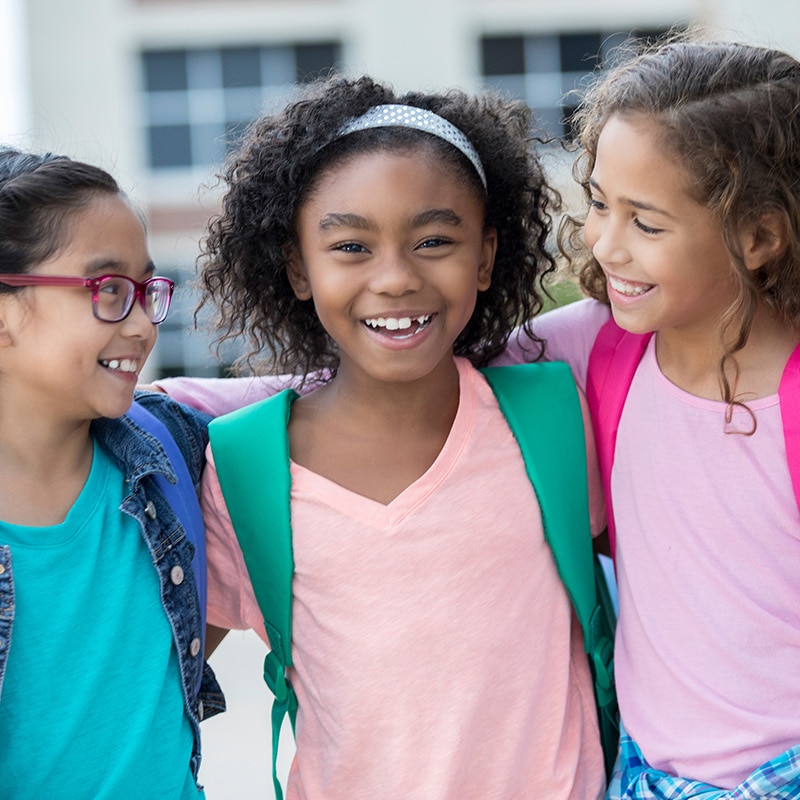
[496,298,611,391]
[151,373,321,417]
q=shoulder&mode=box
[503,299,612,391]
[132,391,212,486]
[134,390,211,440]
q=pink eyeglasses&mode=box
[0,273,175,324]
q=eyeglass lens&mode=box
[94,276,173,324]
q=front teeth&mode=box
[365,314,432,331]
[608,276,651,297]
[101,359,138,373]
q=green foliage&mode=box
[540,277,584,313]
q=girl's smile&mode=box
[363,312,435,346]
[605,274,654,298]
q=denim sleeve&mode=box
[133,390,212,491]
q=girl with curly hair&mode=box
[501,39,800,798]
[161,75,607,798]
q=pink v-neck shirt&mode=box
[198,358,606,799]
[501,299,800,789]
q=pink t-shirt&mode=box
[502,299,800,789]
[199,358,605,800]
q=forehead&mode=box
[593,115,696,204]
[299,148,485,223]
[39,193,150,274]
[317,130,484,194]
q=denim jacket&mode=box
[0,391,225,782]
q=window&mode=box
[480,29,670,139]
[142,42,342,169]
[150,268,241,378]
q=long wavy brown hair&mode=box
[562,38,800,417]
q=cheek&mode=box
[582,213,600,252]
[145,330,158,355]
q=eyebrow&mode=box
[411,208,464,227]
[318,213,372,232]
[589,178,677,220]
[317,208,464,233]
[85,258,156,277]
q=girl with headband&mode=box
[174,75,607,798]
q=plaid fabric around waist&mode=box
[607,734,800,799]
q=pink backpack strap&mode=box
[779,341,800,511]
[586,318,652,559]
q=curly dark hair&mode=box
[199,74,560,377]
[561,37,800,410]
[0,147,120,284]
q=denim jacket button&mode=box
[170,565,185,585]
[189,637,201,657]
[0,562,5,575]
[198,700,205,720]
[145,500,157,519]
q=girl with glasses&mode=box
[0,147,223,798]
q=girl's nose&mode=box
[585,215,629,267]
[369,251,424,296]
[119,296,157,339]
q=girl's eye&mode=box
[99,279,123,295]
[634,218,663,235]
[588,197,607,212]
[418,237,451,249]
[334,242,367,253]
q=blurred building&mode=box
[18,0,800,378]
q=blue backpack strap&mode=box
[481,362,619,777]
[208,389,298,800]
[125,400,207,691]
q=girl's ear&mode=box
[286,248,313,300]
[0,297,18,347]
[478,227,498,291]
[741,212,789,271]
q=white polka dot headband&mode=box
[336,104,487,190]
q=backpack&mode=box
[208,362,619,798]
[586,319,800,559]
[125,400,207,689]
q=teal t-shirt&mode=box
[0,441,202,799]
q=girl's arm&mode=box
[149,373,326,417]
[493,297,611,391]
[150,375,297,417]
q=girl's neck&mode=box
[0,408,94,526]
[655,304,800,400]
[325,356,460,423]
[289,357,462,505]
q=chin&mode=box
[609,306,658,336]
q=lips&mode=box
[99,358,140,374]
[364,314,433,332]
[607,275,654,297]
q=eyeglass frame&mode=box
[0,273,175,324]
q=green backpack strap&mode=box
[481,362,619,777]
[208,389,299,800]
